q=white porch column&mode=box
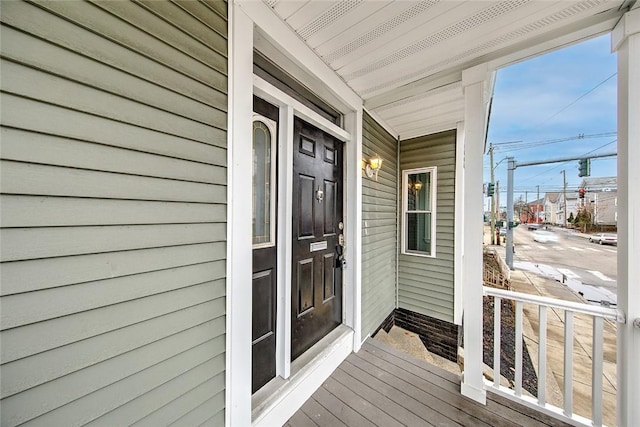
[460,64,494,404]
[226,3,253,426]
[612,8,640,427]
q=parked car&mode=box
[527,223,541,231]
[589,233,617,245]
[532,230,558,243]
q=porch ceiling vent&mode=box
[342,0,528,81]
[323,0,440,64]
[297,0,363,40]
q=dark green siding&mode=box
[398,130,456,322]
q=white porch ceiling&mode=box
[260,0,632,139]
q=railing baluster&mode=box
[482,286,623,427]
[494,297,501,388]
[592,316,604,427]
[564,310,574,417]
[538,305,547,406]
[515,301,523,397]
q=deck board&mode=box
[284,410,318,427]
[299,396,347,427]
[287,338,572,427]
[359,341,548,427]
[313,386,377,427]
[363,340,569,427]
[332,366,430,426]
[353,346,492,426]
[340,360,446,426]
[323,376,402,427]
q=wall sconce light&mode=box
[408,179,423,195]
[365,156,383,181]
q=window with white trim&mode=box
[402,167,437,257]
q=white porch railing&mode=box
[483,286,626,427]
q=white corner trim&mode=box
[453,122,465,326]
[237,0,361,111]
[612,8,640,51]
[227,3,254,427]
[344,109,364,351]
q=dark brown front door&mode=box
[252,97,278,393]
[291,116,344,360]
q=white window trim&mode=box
[252,114,277,250]
[401,166,437,258]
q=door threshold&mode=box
[251,325,354,427]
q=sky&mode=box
[485,33,617,209]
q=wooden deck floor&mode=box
[285,338,570,427]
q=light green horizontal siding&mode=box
[0,1,227,425]
[361,113,398,338]
[398,130,457,323]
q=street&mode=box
[492,225,618,305]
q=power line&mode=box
[538,72,617,125]
[492,132,615,146]
[493,132,616,152]
[519,139,617,182]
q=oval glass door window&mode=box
[253,118,276,248]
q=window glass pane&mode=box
[407,172,430,211]
[406,212,432,254]
[253,121,272,245]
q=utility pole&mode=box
[506,158,515,269]
[504,151,616,269]
[536,185,540,223]
[525,191,528,222]
[496,181,500,221]
[489,144,496,245]
[562,170,567,228]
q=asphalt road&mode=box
[510,226,617,288]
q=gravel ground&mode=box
[482,296,538,396]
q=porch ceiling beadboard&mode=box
[260,0,628,139]
[361,112,398,338]
[0,1,227,426]
[399,130,457,323]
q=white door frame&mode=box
[253,75,351,381]
[227,2,364,426]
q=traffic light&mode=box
[487,182,495,197]
[578,158,591,177]
[579,188,586,199]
